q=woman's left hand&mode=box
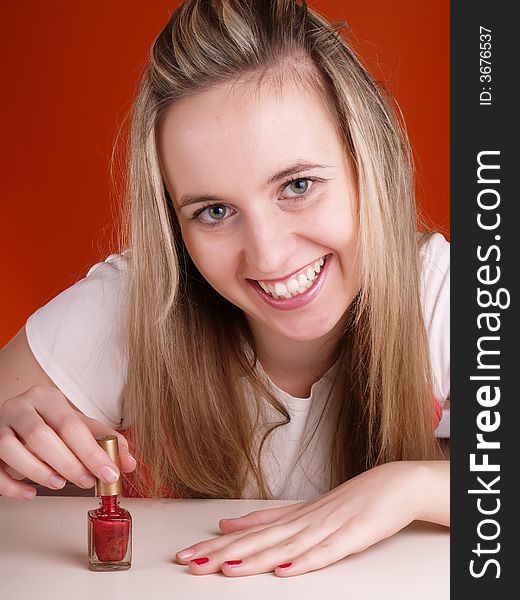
[175,460,449,577]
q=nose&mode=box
[242,212,297,278]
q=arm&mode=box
[0,326,58,403]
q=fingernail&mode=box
[22,489,36,500]
[100,465,119,483]
[224,560,242,567]
[276,562,293,570]
[177,549,195,560]
[78,474,96,488]
[48,475,67,489]
[191,557,209,566]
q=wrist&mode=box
[410,460,450,526]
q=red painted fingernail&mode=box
[224,560,243,567]
[191,557,209,566]
[277,562,293,570]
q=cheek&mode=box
[182,230,239,291]
[312,196,357,252]
[333,192,358,246]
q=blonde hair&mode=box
[117,0,442,499]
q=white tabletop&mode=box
[0,497,449,599]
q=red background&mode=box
[0,0,449,347]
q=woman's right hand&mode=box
[0,385,137,499]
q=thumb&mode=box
[80,415,137,474]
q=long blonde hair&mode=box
[118,0,442,499]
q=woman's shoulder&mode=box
[24,250,131,429]
[27,249,130,329]
[418,231,450,300]
[85,250,130,278]
[417,232,450,411]
[418,232,450,281]
[51,249,131,318]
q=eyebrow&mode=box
[177,160,334,209]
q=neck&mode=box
[246,313,347,396]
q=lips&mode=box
[248,253,333,311]
[257,255,326,285]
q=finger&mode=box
[0,426,67,490]
[6,388,118,486]
[219,502,307,533]
[28,387,134,480]
[177,513,302,565]
[178,505,309,565]
[220,523,335,577]
[12,410,98,488]
[116,447,137,474]
[81,416,137,473]
[3,463,25,480]
[274,525,356,577]
[176,529,252,565]
[185,520,305,575]
[0,462,37,500]
[36,409,125,485]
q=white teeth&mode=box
[257,255,327,300]
[274,282,288,296]
[297,273,307,286]
[286,278,299,293]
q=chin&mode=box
[274,316,342,343]
[283,330,333,342]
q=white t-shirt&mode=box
[25,233,450,500]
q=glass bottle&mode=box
[88,435,132,571]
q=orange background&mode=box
[0,0,449,347]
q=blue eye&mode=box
[190,176,319,228]
[192,204,232,227]
[207,205,226,220]
[287,178,310,195]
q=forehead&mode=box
[157,75,345,198]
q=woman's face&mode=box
[158,76,360,343]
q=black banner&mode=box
[451,1,519,596]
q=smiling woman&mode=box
[159,76,359,349]
[0,0,449,580]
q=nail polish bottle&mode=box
[88,435,132,571]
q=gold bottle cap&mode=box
[95,435,122,496]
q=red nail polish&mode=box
[191,557,209,566]
[277,562,293,570]
[88,435,132,571]
[224,560,243,566]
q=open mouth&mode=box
[254,254,330,300]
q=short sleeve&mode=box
[419,233,450,437]
[25,253,129,429]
